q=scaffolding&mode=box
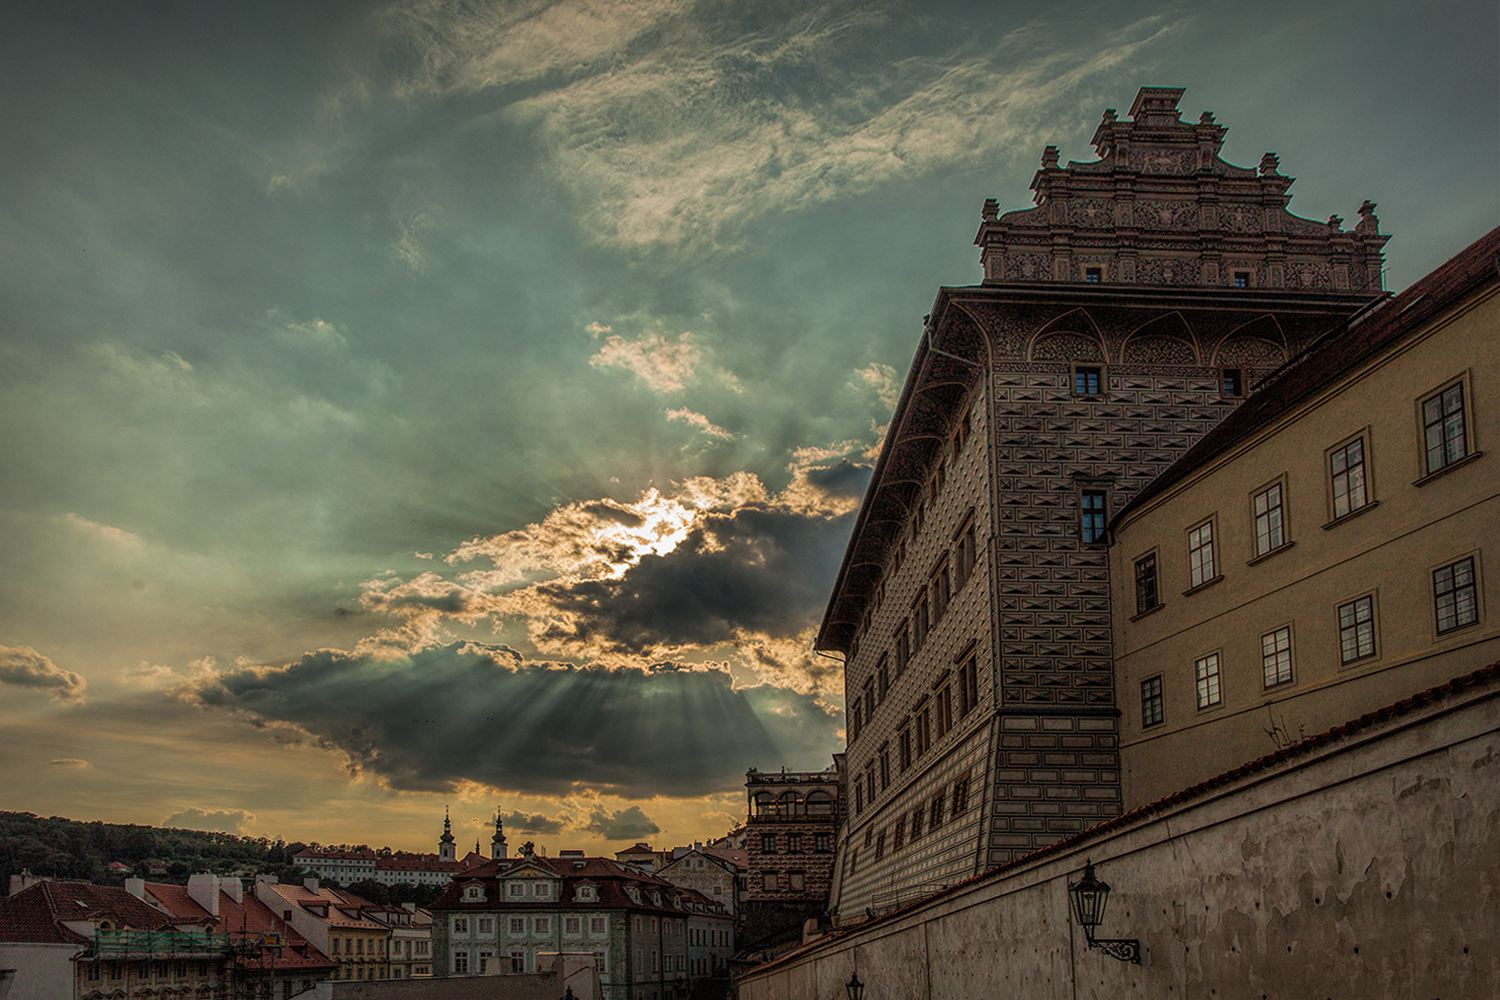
[86,930,233,961]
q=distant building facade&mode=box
[293,813,498,889]
[741,767,841,944]
[1110,225,1500,806]
[428,845,732,1000]
[816,87,1391,918]
[252,881,392,983]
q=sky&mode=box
[1,0,1496,858]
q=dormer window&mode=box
[507,882,525,897]
[532,882,549,898]
[462,885,485,902]
[576,885,597,902]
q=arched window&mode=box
[779,791,805,815]
[753,792,777,815]
[805,791,833,815]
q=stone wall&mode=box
[738,670,1500,999]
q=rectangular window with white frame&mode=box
[1434,556,1479,634]
[1194,652,1222,709]
[1252,479,1287,557]
[1338,594,1378,664]
[1329,434,1371,520]
[1187,518,1216,589]
[1262,625,1294,687]
[1141,676,1164,727]
[1421,378,1470,476]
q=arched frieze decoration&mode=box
[1030,331,1105,363]
[940,305,996,366]
[1213,337,1285,367]
[1213,314,1288,366]
[1120,311,1200,365]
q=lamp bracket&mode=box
[1090,938,1141,964]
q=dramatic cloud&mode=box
[589,330,701,393]
[48,758,90,769]
[583,805,661,842]
[179,642,842,798]
[373,1,1178,250]
[528,503,853,656]
[163,807,257,835]
[0,646,86,704]
[853,363,900,409]
[500,810,566,836]
[665,408,734,440]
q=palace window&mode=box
[934,679,953,740]
[1330,436,1370,519]
[951,774,970,817]
[878,744,891,790]
[510,918,525,934]
[931,560,951,620]
[1221,367,1244,396]
[1141,676,1164,727]
[894,625,910,675]
[1073,365,1103,396]
[565,917,580,935]
[1188,519,1216,588]
[1194,652,1222,709]
[1135,552,1159,614]
[1434,557,1479,633]
[453,918,468,935]
[892,815,905,851]
[454,952,469,975]
[928,789,946,830]
[873,830,886,861]
[958,653,979,718]
[1081,490,1107,544]
[1338,595,1377,664]
[898,724,912,771]
[1253,482,1286,556]
[1262,626,1293,687]
[955,517,978,587]
[915,700,931,756]
[876,656,889,702]
[1423,381,1469,474]
[478,918,493,934]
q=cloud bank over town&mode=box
[0,0,1493,852]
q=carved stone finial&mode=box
[981,198,999,222]
[1259,152,1280,176]
[1199,111,1215,124]
[1355,200,1381,234]
[1042,145,1060,169]
[1327,215,1344,232]
[1101,108,1117,124]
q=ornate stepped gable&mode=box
[975,87,1390,292]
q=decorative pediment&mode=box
[975,87,1389,292]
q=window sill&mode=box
[1130,603,1165,622]
[1247,540,1296,566]
[1413,450,1483,487]
[1337,652,1380,671]
[1181,574,1224,597]
[1322,500,1380,530]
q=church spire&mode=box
[439,806,457,862]
[492,811,508,860]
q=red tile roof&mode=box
[0,882,176,945]
[141,883,336,974]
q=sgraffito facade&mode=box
[818,87,1390,918]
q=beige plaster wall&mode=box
[1111,284,1500,807]
[736,679,1500,1000]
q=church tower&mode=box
[438,806,457,863]
[491,813,508,859]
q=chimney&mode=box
[125,878,147,900]
[402,902,417,913]
[187,874,221,917]
[9,871,46,897]
[223,878,243,905]
[304,878,320,894]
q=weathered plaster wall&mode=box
[0,945,75,1000]
[739,679,1500,1000]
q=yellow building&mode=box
[1109,226,1500,808]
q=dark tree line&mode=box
[0,811,306,887]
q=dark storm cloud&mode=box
[0,646,87,704]
[534,505,855,654]
[180,642,841,798]
[582,806,660,842]
[801,460,872,501]
[500,810,565,836]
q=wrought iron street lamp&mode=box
[845,972,865,1000]
[1067,861,1140,964]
